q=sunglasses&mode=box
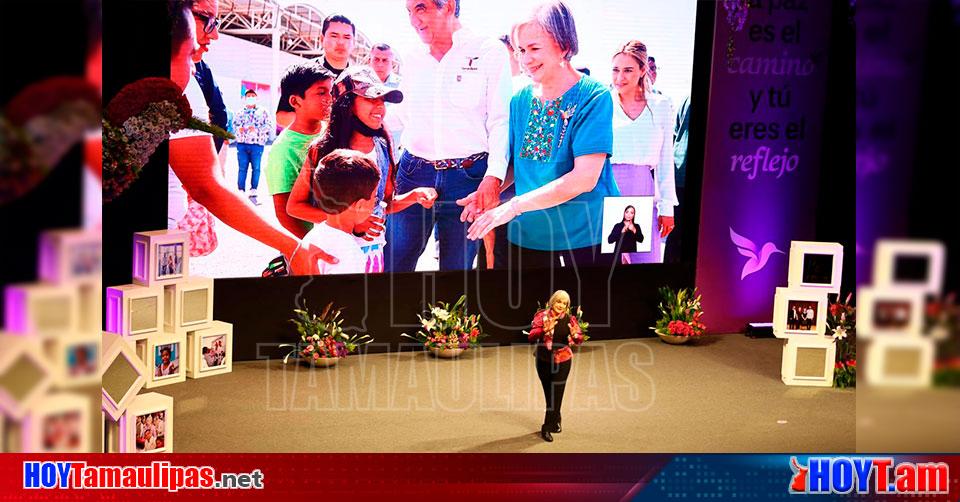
[194,12,220,35]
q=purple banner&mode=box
[696,0,833,332]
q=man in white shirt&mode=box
[384,0,511,271]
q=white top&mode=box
[610,92,678,217]
[385,27,511,181]
[168,76,213,228]
[302,222,368,275]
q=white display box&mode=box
[105,284,163,340]
[138,332,187,389]
[187,321,233,379]
[787,241,844,294]
[0,334,54,421]
[119,392,173,453]
[43,332,101,389]
[4,283,80,335]
[865,337,934,388]
[856,286,924,339]
[21,392,91,453]
[132,230,190,287]
[781,337,837,387]
[38,229,102,286]
[163,277,214,333]
[873,239,945,295]
[100,332,147,422]
[772,287,829,339]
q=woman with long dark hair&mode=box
[607,204,643,258]
[286,66,437,272]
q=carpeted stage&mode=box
[164,335,856,452]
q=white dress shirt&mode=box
[610,92,679,217]
[386,27,511,181]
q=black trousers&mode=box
[536,355,571,430]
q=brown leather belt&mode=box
[419,152,489,170]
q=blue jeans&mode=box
[236,143,264,191]
[384,151,485,272]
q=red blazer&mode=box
[527,310,583,363]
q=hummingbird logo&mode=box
[789,457,808,493]
[729,227,783,280]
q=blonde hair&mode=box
[614,40,652,97]
[546,290,571,314]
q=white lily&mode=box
[832,327,847,340]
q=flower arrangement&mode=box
[402,295,485,352]
[102,77,233,202]
[0,77,100,204]
[652,286,706,338]
[928,293,960,387]
[827,292,856,388]
[280,302,372,364]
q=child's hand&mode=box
[353,214,385,242]
[413,187,438,208]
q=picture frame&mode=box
[0,334,54,421]
[38,228,102,286]
[856,286,925,339]
[780,337,836,387]
[872,239,945,295]
[100,332,147,422]
[43,332,101,389]
[787,241,844,294]
[105,283,163,340]
[4,283,80,336]
[772,287,829,338]
[21,392,91,453]
[163,277,214,333]
[119,392,173,453]
[865,337,934,388]
[139,332,187,389]
[186,321,233,379]
[131,230,190,287]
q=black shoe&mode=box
[540,428,553,442]
[553,422,562,433]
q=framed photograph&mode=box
[134,409,167,453]
[857,286,924,339]
[153,343,181,381]
[21,392,90,453]
[873,239,945,295]
[132,230,190,287]
[38,229,101,285]
[100,332,147,422]
[780,337,836,387]
[156,243,184,280]
[600,196,655,255]
[865,337,934,388]
[67,341,98,378]
[787,241,844,293]
[772,287,829,338]
[119,392,173,453]
[187,321,233,378]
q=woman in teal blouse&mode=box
[459,1,620,268]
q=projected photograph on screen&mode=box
[168,0,698,278]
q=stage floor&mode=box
[163,335,856,452]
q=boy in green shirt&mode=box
[266,62,335,237]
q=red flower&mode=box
[846,360,856,368]
[829,303,844,318]
[4,76,100,126]
[105,77,191,126]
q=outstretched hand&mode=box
[288,241,338,275]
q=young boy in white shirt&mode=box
[301,149,381,274]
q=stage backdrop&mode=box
[695,0,838,333]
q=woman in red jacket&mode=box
[527,289,585,442]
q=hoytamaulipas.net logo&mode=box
[23,461,264,492]
[789,456,949,495]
